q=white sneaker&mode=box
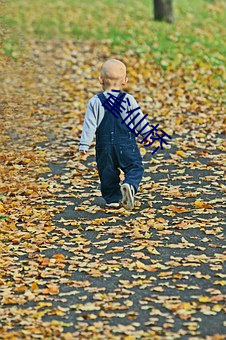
[105,202,121,208]
[120,183,135,210]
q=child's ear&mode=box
[99,76,104,85]
[122,76,128,85]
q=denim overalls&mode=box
[96,91,144,204]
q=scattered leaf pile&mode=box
[0,39,225,339]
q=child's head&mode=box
[99,59,128,91]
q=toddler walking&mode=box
[79,59,151,210]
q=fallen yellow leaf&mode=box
[0,203,5,212]
[198,296,211,303]
[176,150,186,158]
[31,282,39,292]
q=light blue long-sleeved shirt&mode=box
[79,91,151,151]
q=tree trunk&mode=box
[153,0,174,23]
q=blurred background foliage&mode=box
[0,0,225,67]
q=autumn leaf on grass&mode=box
[194,199,213,209]
[0,203,5,213]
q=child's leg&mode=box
[96,146,122,203]
[117,143,144,193]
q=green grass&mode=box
[1,0,225,65]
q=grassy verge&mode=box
[1,0,225,66]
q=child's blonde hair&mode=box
[100,59,127,88]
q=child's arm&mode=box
[125,95,152,138]
[79,99,98,153]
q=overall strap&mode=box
[97,92,107,106]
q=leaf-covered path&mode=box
[0,41,225,339]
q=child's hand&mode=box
[80,150,87,155]
[143,137,152,146]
